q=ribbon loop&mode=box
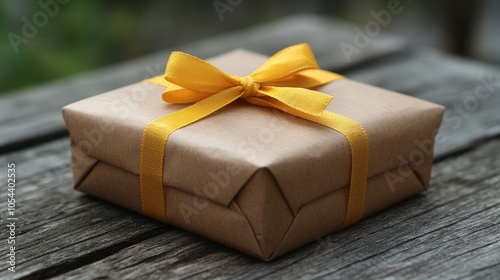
[250,44,319,82]
[164,51,238,93]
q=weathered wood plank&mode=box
[348,48,500,159]
[54,138,500,279]
[1,136,498,279]
[0,139,171,279]
[4,46,500,161]
[0,14,407,154]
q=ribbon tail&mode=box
[302,111,369,228]
[140,87,242,221]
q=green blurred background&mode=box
[1,0,498,94]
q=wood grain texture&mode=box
[53,138,500,280]
[1,13,499,280]
[0,14,407,154]
[347,48,500,159]
[0,139,170,279]
[1,136,498,279]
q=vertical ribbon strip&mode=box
[141,43,369,228]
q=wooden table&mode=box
[1,15,499,279]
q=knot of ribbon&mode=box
[239,76,260,98]
[141,43,369,228]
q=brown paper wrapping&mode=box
[62,50,445,261]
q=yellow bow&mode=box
[141,43,369,228]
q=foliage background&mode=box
[1,0,497,94]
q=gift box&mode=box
[62,44,444,261]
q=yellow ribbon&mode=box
[141,43,369,228]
